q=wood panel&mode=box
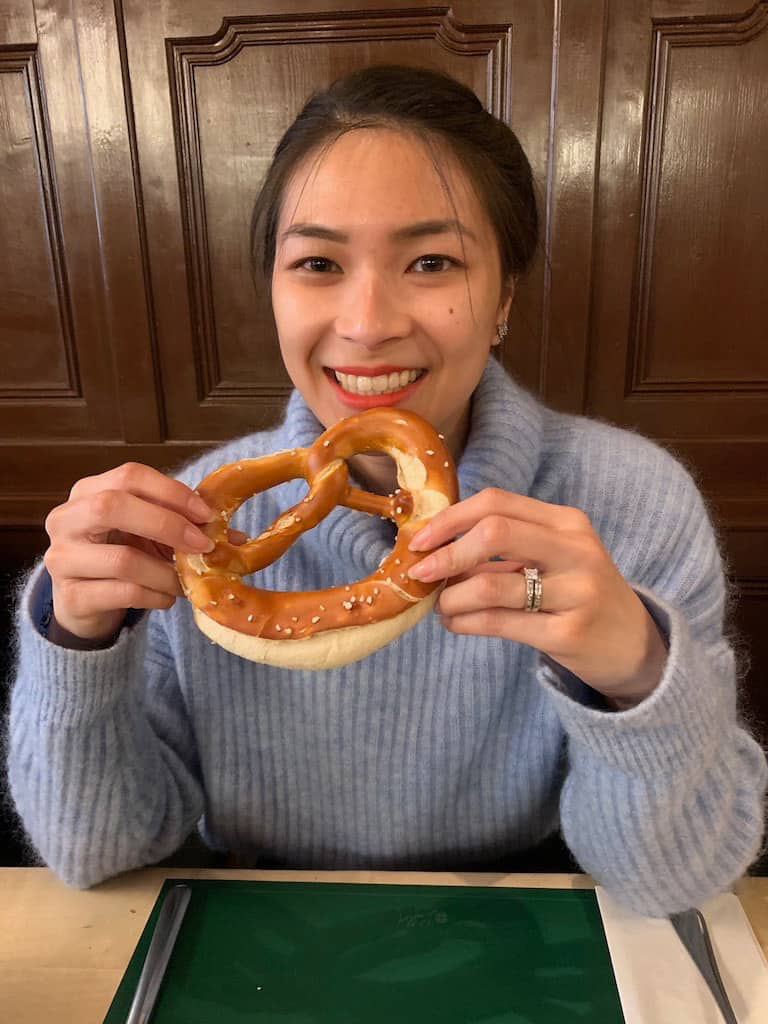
[588,0,768,491]
[0,0,168,452]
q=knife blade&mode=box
[125,883,191,1024]
[669,907,738,1024]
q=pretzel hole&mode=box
[225,504,394,601]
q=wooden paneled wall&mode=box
[1,1,766,743]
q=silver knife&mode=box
[669,908,738,1024]
[125,883,191,1024]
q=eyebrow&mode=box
[279,219,478,244]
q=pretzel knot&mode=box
[175,407,459,669]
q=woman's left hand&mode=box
[408,488,669,708]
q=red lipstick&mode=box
[324,366,426,409]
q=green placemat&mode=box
[104,879,625,1023]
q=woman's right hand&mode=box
[43,462,217,643]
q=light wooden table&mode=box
[1,867,766,1024]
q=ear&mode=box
[492,277,516,346]
[498,276,516,321]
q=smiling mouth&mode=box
[329,368,425,395]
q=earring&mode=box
[495,321,508,345]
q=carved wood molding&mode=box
[629,1,768,396]
[164,8,511,401]
[0,46,80,401]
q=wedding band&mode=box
[522,567,543,612]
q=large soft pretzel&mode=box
[175,407,459,669]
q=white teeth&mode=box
[334,369,422,394]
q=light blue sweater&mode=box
[7,357,766,914]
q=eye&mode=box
[292,256,341,273]
[409,254,460,273]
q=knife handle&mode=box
[669,908,738,1024]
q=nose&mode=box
[334,270,411,347]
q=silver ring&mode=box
[522,567,542,612]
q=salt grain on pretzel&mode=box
[175,407,458,670]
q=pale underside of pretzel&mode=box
[174,407,459,669]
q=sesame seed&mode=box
[311,616,320,624]
[343,601,353,610]
[373,587,379,595]
[444,461,449,468]
[386,576,392,583]
[345,585,350,591]
[275,624,281,631]
[294,516,302,523]
[426,449,434,456]
[400,573,406,579]
[284,627,293,636]
[236,464,243,471]
[438,433,445,439]
[395,558,401,565]
[228,593,235,600]
[365,596,373,604]
[247,614,254,622]
[303,497,311,503]
[210,600,218,606]
[323,440,330,447]
[291,616,298,622]
[319,604,326,611]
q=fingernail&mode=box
[408,556,435,581]
[189,495,215,521]
[185,526,215,552]
[409,525,432,550]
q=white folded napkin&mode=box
[597,887,768,1023]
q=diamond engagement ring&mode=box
[522,567,543,612]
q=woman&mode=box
[8,66,766,913]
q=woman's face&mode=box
[271,128,512,469]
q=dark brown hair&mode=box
[249,65,539,292]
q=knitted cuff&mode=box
[14,562,148,727]
[536,585,735,777]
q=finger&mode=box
[47,490,215,553]
[448,559,525,583]
[409,518,569,582]
[55,578,178,618]
[410,488,590,551]
[69,462,214,524]
[105,532,176,564]
[437,569,568,617]
[46,542,184,597]
[438,608,558,649]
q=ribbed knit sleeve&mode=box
[7,563,204,888]
[536,432,767,915]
